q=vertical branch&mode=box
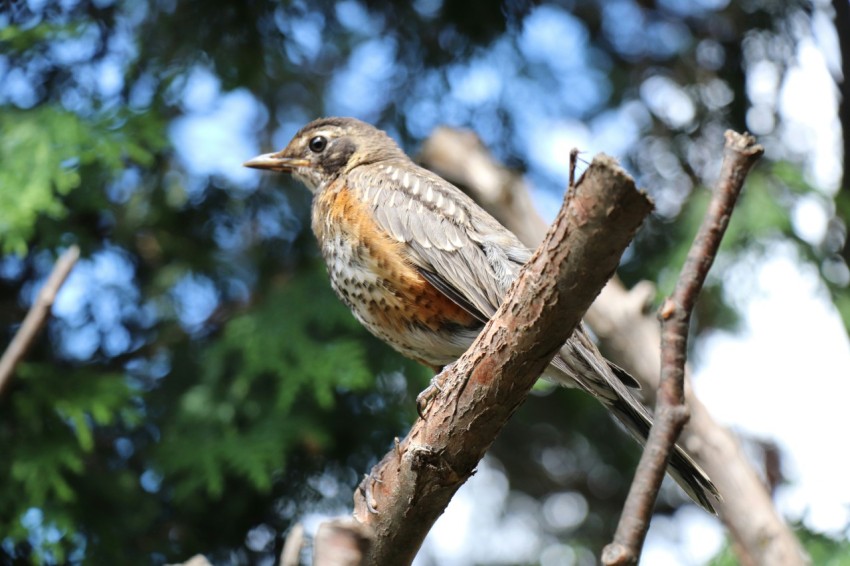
[601,132,764,566]
[0,245,80,397]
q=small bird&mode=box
[244,117,719,513]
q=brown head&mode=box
[244,117,406,192]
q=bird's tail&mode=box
[548,328,720,514]
[598,385,720,514]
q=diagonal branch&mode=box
[601,131,765,565]
[0,245,80,397]
[421,126,808,566]
[350,155,653,566]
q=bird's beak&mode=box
[243,152,310,173]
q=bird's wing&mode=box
[348,160,531,322]
[350,162,644,393]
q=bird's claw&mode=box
[362,473,380,514]
[416,378,444,418]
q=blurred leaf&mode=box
[0,107,166,253]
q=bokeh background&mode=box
[1,0,849,564]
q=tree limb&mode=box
[419,128,809,566]
[0,245,80,397]
[601,131,764,565]
[352,155,653,566]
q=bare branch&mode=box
[0,245,80,397]
[351,155,653,566]
[421,126,809,566]
[601,131,764,566]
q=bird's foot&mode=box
[361,472,382,514]
[416,363,459,417]
[416,377,443,418]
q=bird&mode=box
[244,116,719,513]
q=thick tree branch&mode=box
[601,131,764,565]
[352,155,653,566]
[0,245,80,397]
[420,128,809,566]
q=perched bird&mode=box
[244,117,719,513]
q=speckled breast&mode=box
[310,178,480,369]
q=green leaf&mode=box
[0,107,166,253]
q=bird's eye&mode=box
[309,136,327,153]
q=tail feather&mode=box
[548,327,720,514]
[606,394,720,514]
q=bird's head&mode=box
[244,117,405,193]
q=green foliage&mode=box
[0,22,83,52]
[0,365,136,564]
[0,260,417,563]
[155,270,378,501]
[209,272,375,411]
[0,106,166,254]
[5,364,135,499]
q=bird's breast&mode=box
[311,180,480,366]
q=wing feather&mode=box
[407,212,431,249]
[349,162,527,320]
[418,268,487,323]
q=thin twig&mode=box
[0,245,81,397]
[601,131,764,566]
[569,148,580,189]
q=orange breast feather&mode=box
[314,182,478,334]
